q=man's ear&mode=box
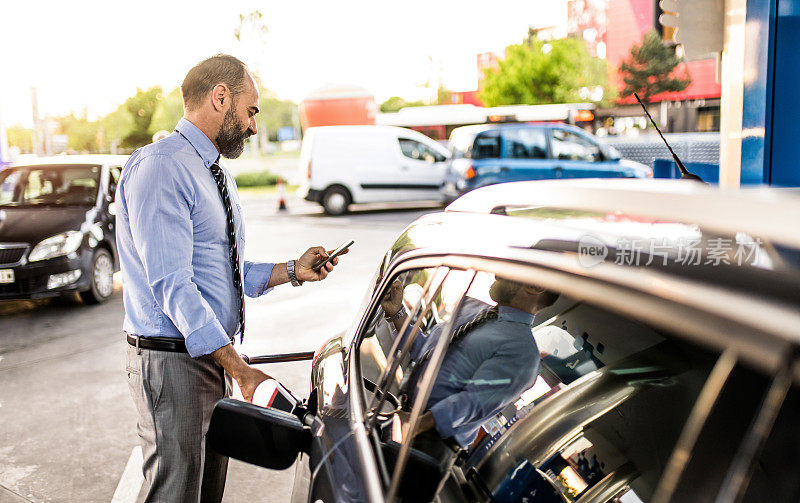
[211,84,228,112]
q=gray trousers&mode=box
[126,345,233,503]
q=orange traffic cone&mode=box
[277,177,287,211]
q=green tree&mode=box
[436,86,453,105]
[121,86,163,149]
[379,96,425,113]
[149,87,184,136]
[58,113,99,152]
[5,125,33,153]
[618,30,691,103]
[257,87,298,141]
[479,36,610,107]
[100,104,134,152]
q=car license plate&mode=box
[0,269,13,284]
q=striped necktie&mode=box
[449,306,499,345]
[209,158,245,343]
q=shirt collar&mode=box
[498,305,535,326]
[175,117,219,168]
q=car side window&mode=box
[472,131,501,159]
[358,266,479,499]
[0,169,22,204]
[398,139,445,163]
[739,385,800,502]
[551,128,601,162]
[462,296,719,503]
[384,271,564,501]
[503,128,548,159]
[23,166,100,205]
[358,266,449,411]
[24,170,56,200]
[655,361,773,502]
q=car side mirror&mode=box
[207,398,310,470]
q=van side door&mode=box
[352,131,402,203]
[392,136,448,201]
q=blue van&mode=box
[440,123,652,203]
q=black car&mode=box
[0,155,127,303]
[209,179,800,503]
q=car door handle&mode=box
[500,166,510,172]
[401,165,409,170]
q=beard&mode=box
[215,105,250,159]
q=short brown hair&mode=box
[181,54,250,110]
[491,278,559,308]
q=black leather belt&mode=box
[127,334,188,353]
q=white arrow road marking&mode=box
[111,446,143,503]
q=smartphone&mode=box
[312,240,354,272]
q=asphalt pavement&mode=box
[0,195,439,503]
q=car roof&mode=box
[306,125,419,135]
[10,154,129,167]
[378,180,800,375]
[445,179,800,250]
[448,122,586,140]
[306,125,447,154]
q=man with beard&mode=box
[116,54,342,502]
[381,278,558,451]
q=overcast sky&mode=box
[0,0,564,127]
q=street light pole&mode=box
[0,101,8,165]
[30,87,42,156]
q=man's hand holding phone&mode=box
[312,240,353,273]
[295,241,352,282]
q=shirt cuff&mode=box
[243,261,276,297]
[430,399,459,440]
[185,319,231,357]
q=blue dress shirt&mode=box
[116,118,275,357]
[411,297,539,446]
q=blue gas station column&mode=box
[742,0,800,186]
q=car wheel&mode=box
[80,248,114,304]
[321,186,351,216]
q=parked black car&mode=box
[0,155,127,303]
[210,179,800,503]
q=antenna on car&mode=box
[634,92,705,183]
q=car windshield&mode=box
[450,128,485,159]
[0,165,101,207]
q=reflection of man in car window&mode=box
[381,278,558,447]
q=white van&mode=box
[298,125,450,215]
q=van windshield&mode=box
[450,128,501,159]
[450,130,475,159]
